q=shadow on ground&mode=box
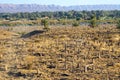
[21,30,45,38]
[97,31,120,34]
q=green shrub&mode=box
[72,21,79,27]
[76,17,81,21]
[41,19,50,31]
[116,19,120,29]
[89,15,98,28]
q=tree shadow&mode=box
[21,30,45,38]
[7,71,26,78]
[97,31,120,35]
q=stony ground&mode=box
[0,26,120,80]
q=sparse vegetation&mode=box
[0,25,120,80]
[0,9,120,80]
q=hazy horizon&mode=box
[0,3,120,6]
[0,0,120,6]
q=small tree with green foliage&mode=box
[116,19,120,29]
[72,21,79,27]
[41,19,50,31]
[90,15,98,28]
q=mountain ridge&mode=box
[0,4,120,13]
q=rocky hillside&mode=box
[0,4,120,13]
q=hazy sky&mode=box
[0,0,120,6]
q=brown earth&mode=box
[0,26,120,80]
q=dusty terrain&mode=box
[0,25,120,80]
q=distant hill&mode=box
[0,4,120,13]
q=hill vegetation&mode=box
[0,10,120,26]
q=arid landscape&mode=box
[0,25,120,80]
[0,1,120,79]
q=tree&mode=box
[116,19,120,29]
[72,21,79,27]
[41,19,50,31]
[90,15,98,28]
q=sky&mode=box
[0,0,120,6]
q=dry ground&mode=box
[0,25,120,80]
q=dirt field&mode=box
[0,25,120,80]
